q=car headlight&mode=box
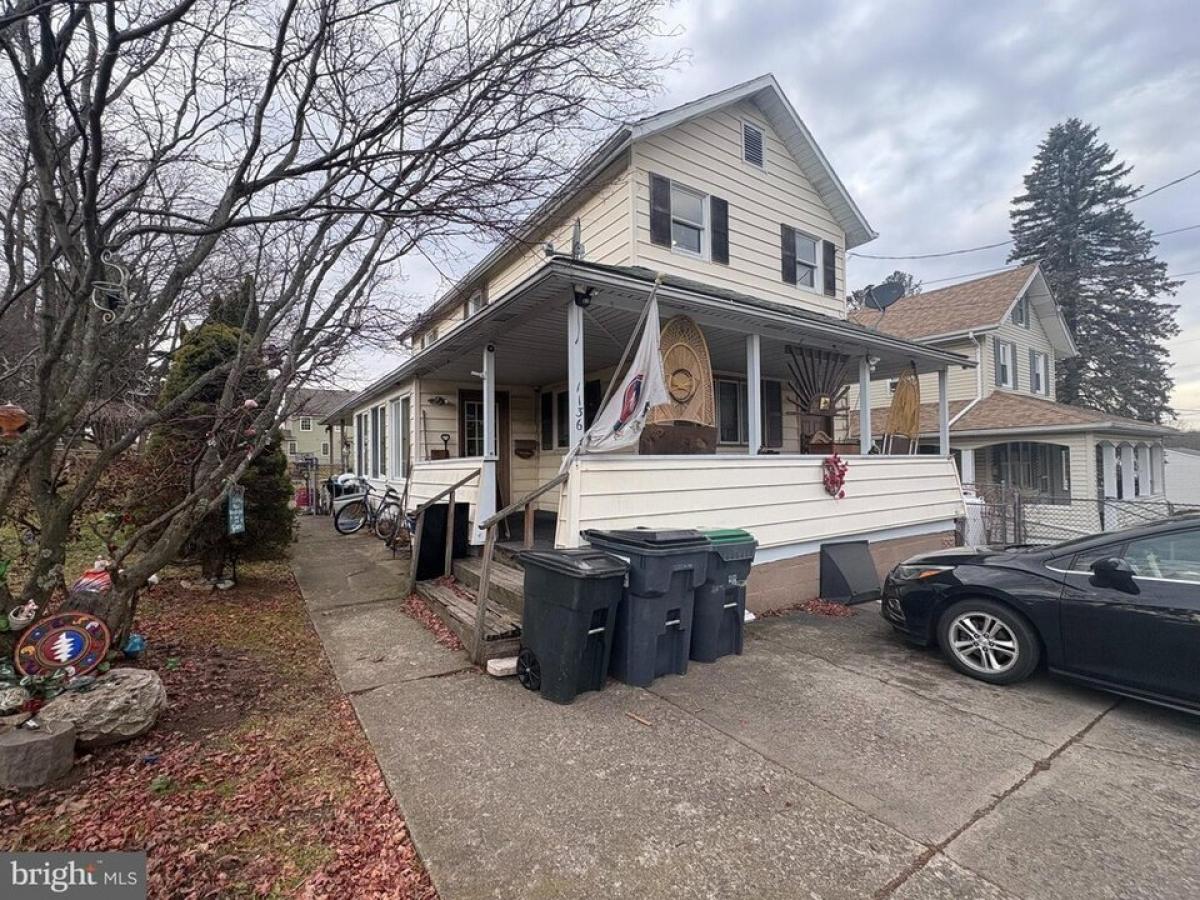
[892,564,954,582]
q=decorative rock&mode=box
[0,686,30,713]
[0,720,75,788]
[37,668,166,748]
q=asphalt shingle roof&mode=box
[848,265,1037,340]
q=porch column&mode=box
[960,447,976,485]
[473,343,497,544]
[858,357,873,455]
[746,334,762,455]
[1100,442,1118,498]
[937,367,950,456]
[1119,442,1136,500]
[1151,443,1165,496]
[1136,443,1152,496]
[567,295,585,450]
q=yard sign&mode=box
[227,484,246,535]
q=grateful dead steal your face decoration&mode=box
[15,612,112,678]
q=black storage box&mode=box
[581,528,710,687]
[415,501,471,580]
[517,549,628,704]
[692,529,757,662]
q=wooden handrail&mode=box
[469,471,569,664]
[411,468,480,514]
[478,472,567,530]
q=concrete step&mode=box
[414,579,521,662]
[452,556,525,617]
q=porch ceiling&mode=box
[353,259,974,403]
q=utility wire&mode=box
[850,167,1200,261]
[916,259,1199,289]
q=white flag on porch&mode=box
[579,290,670,455]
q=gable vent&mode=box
[743,122,765,167]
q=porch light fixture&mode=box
[572,285,594,308]
[427,396,449,406]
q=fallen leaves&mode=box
[401,594,464,652]
[0,563,437,899]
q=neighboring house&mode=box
[848,264,1175,538]
[323,74,973,612]
[1164,432,1200,507]
[284,388,356,469]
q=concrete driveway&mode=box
[293,519,1200,899]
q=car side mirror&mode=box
[1091,557,1136,590]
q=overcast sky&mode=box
[344,0,1200,425]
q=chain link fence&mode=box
[958,483,1198,548]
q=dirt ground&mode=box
[0,559,437,900]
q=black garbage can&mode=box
[516,549,628,704]
[415,501,470,580]
[581,528,710,687]
[693,529,757,662]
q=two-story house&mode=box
[323,74,974,614]
[283,387,356,469]
[849,264,1175,537]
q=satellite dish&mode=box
[863,282,906,311]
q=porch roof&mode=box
[325,258,974,421]
[850,391,1176,439]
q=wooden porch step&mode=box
[453,556,525,617]
[414,579,522,662]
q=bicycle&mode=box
[333,483,402,538]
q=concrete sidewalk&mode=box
[292,517,1200,899]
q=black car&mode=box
[881,517,1200,713]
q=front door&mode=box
[1057,525,1200,703]
[458,390,511,508]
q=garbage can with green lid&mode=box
[516,548,628,704]
[580,528,710,687]
[692,528,757,662]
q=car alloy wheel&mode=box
[947,612,1018,675]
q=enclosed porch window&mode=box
[985,441,1070,503]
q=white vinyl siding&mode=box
[557,455,963,550]
[632,99,845,316]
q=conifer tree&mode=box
[1009,119,1179,422]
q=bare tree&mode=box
[0,0,674,634]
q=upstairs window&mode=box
[1012,293,1030,327]
[1030,350,1049,395]
[465,291,485,317]
[670,183,707,256]
[299,417,312,432]
[995,339,1016,389]
[792,231,819,288]
[742,122,765,167]
[420,327,438,349]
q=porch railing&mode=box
[468,472,568,664]
[404,467,481,596]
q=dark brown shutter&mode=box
[780,224,797,284]
[822,240,837,296]
[649,173,672,247]
[993,339,1003,387]
[710,197,729,265]
[1029,349,1037,392]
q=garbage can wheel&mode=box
[516,648,541,692]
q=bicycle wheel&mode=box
[334,498,369,534]
[374,502,402,541]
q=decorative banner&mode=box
[648,315,715,427]
[578,294,670,454]
[227,484,246,535]
[15,612,112,677]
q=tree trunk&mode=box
[62,585,137,649]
